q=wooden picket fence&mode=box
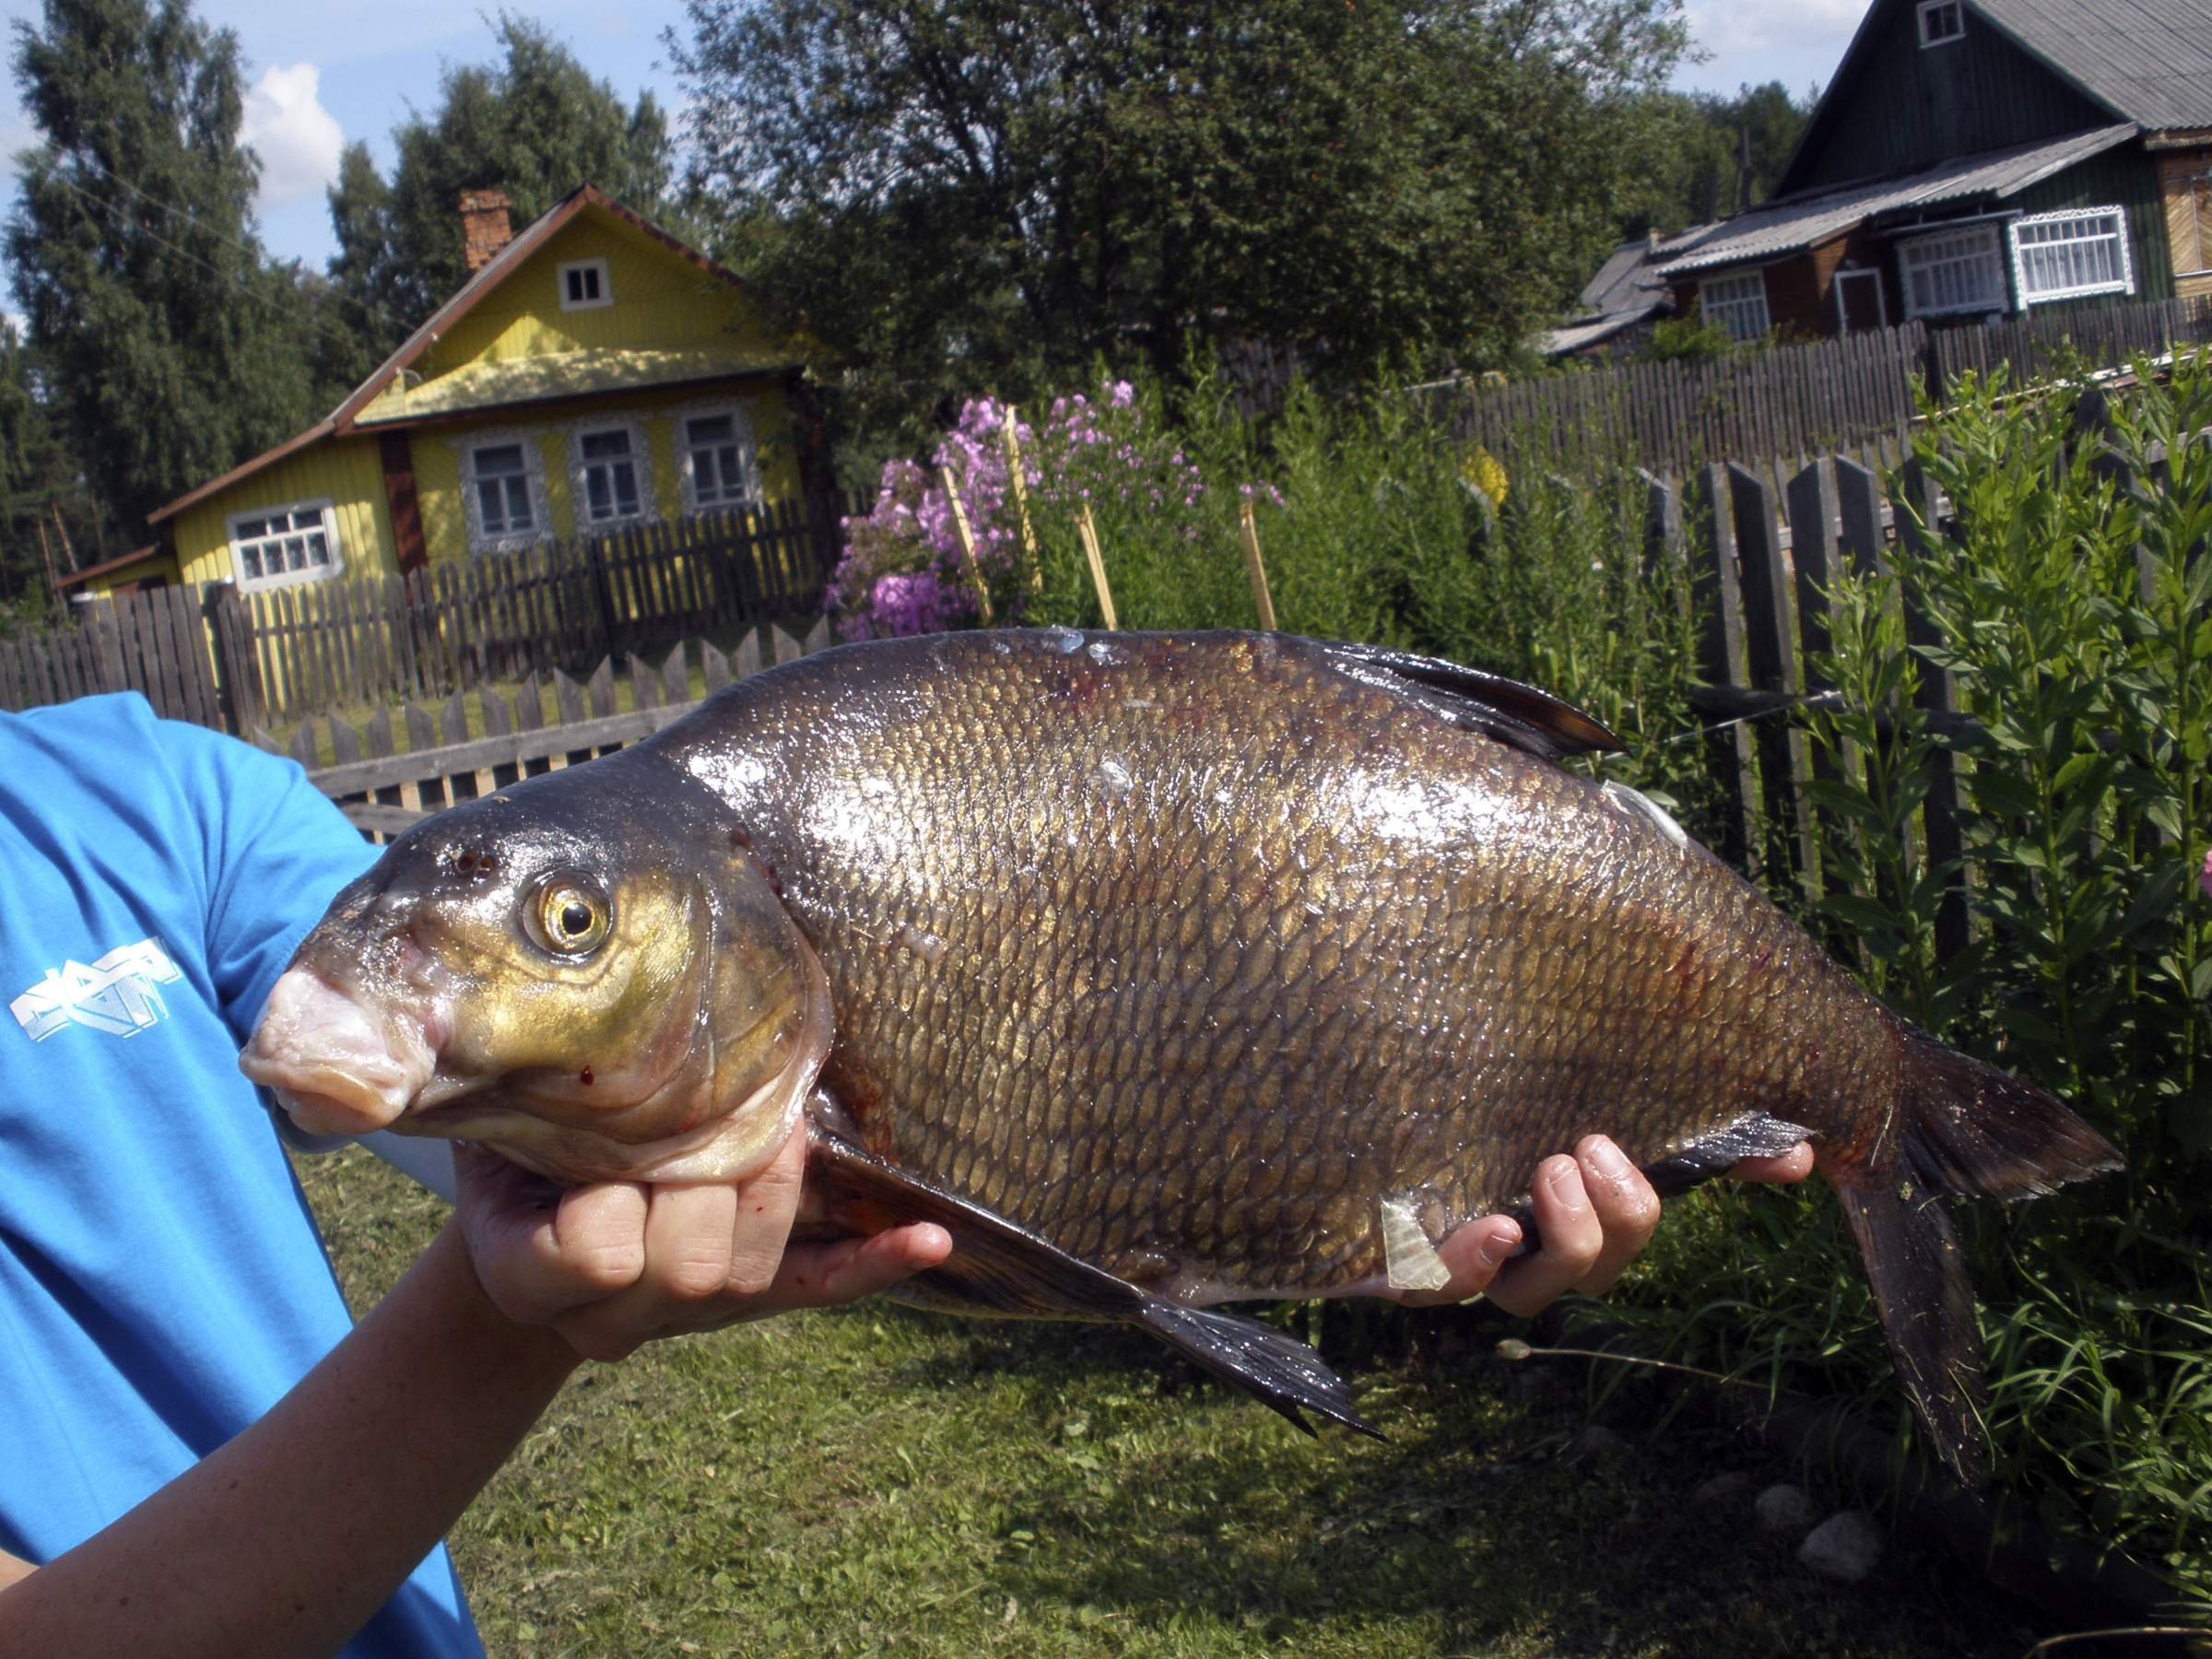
[0,582,227,728]
[1929,292,2212,390]
[1449,323,1933,473]
[1228,294,2212,477]
[0,494,855,735]
[236,495,855,725]
[291,620,832,840]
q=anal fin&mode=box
[808,1130,1377,1439]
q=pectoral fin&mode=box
[807,1131,1378,1439]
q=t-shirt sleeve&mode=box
[157,718,380,1044]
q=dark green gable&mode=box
[1787,3,2113,192]
[2012,147,2174,302]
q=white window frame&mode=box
[566,417,656,532]
[1898,222,2011,320]
[454,430,552,555]
[558,257,612,312]
[226,498,344,593]
[1918,0,1964,47]
[2008,206,2136,306]
[1833,266,1889,335]
[1699,270,1771,343]
[671,400,762,517]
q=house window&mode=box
[559,258,611,312]
[2010,207,2134,305]
[229,501,342,591]
[472,443,536,538]
[1699,271,1771,343]
[1918,0,1964,46]
[1899,223,2009,319]
[572,423,651,526]
[681,410,757,512]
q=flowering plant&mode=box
[827,377,1250,641]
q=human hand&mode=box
[1387,1135,1815,1315]
[453,1122,952,1362]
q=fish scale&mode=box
[247,627,2122,1473]
[688,630,1868,1297]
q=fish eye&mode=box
[528,877,611,958]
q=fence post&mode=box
[201,581,263,736]
[1891,458,1969,962]
[1689,464,1754,869]
[586,535,618,663]
[1728,462,1816,894]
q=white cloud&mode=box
[241,62,344,211]
[1684,0,1865,59]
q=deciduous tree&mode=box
[671,0,1690,444]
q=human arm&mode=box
[1385,1137,1817,1314]
[0,1123,948,1657]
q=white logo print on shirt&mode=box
[10,940,183,1041]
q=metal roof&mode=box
[1652,123,2138,277]
[1538,311,1657,358]
[1974,0,2212,132]
[1576,241,1670,316]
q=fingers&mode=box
[1730,1143,1814,1183]
[724,1119,809,1297]
[1393,1215,1523,1308]
[1484,1135,1659,1317]
[759,1222,953,1312]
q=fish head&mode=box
[239,761,831,1184]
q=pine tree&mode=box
[6,0,340,537]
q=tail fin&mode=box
[1828,1032,2122,1487]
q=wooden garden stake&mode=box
[1238,499,1277,631]
[1001,406,1042,594]
[1076,504,1118,630]
[937,464,994,623]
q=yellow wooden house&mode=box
[108,185,812,598]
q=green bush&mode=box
[1608,357,2212,1604]
[853,352,2211,1601]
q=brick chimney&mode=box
[459,189,513,274]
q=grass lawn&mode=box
[298,1147,2053,1657]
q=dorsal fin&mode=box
[1322,641,1623,761]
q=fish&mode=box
[240,629,2121,1481]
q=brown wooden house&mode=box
[1651,0,2212,343]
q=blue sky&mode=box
[0,0,1869,276]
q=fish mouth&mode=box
[240,969,442,1137]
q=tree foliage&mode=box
[672,0,1690,447]
[327,16,677,362]
[0,323,114,613]
[6,0,335,535]
[1612,79,1811,239]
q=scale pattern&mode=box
[677,630,1899,1298]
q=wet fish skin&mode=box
[244,629,2123,1477]
[676,629,1886,1299]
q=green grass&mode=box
[299,1147,2053,1657]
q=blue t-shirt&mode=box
[0,694,480,1655]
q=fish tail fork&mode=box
[1826,1030,2123,1488]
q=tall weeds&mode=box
[1610,358,2212,1602]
